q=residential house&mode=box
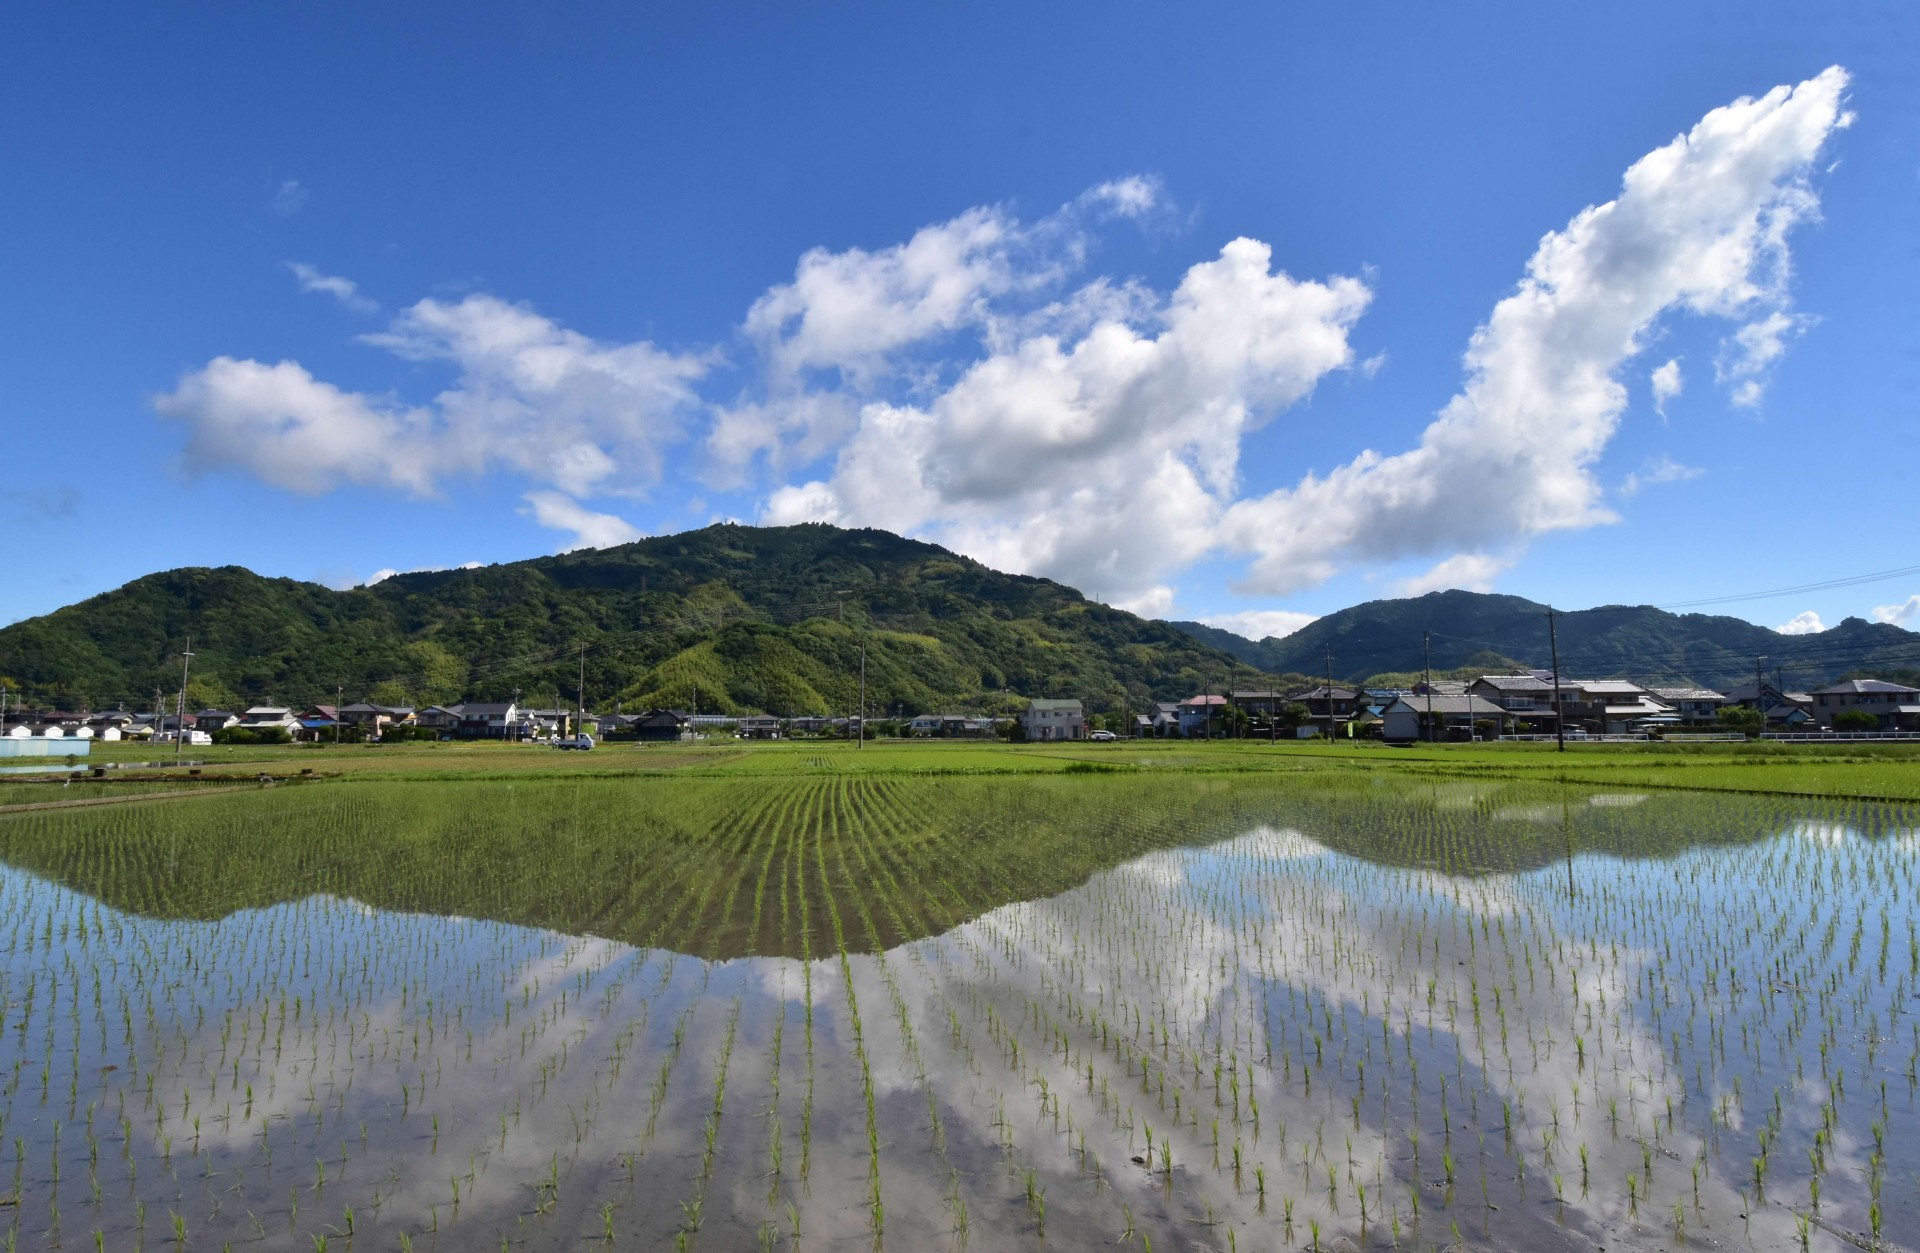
[905,713,992,738]
[1548,681,1671,734]
[739,715,783,740]
[1380,694,1508,742]
[594,713,638,737]
[457,701,523,739]
[194,710,239,733]
[1023,699,1086,742]
[416,705,464,732]
[1765,704,1818,731]
[1176,694,1228,737]
[1808,679,1920,731]
[1466,675,1561,733]
[338,703,414,733]
[631,709,694,741]
[1146,701,1182,737]
[238,706,299,733]
[1648,688,1728,727]
[294,705,339,742]
[1723,681,1814,715]
[1290,685,1361,735]
[1227,689,1284,717]
[524,708,572,738]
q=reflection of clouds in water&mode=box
[1587,792,1649,807]
[1493,803,1560,823]
[1211,823,1328,861]
[1791,820,1854,846]
[6,789,1905,1253]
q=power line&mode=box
[1654,562,1920,610]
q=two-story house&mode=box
[1466,675,1561,733]
[1023,699,1086,742]
[1290,686,1360,734]
[1176,694,1228,737]
[1808,679,1920,731]
[1648,688,1728,727]
[457,701,523,739]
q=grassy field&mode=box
[10,732,1919,799]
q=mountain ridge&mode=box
[0,524,1287,716]
[1172,589,1920,689]
[4,525,1914,712]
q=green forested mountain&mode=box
[0,524,1271,716]
[1175,590,1920,690]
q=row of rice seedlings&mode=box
[1,772,1911,1248]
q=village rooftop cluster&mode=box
[3,671,1916,750]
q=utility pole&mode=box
[335,685,343,746]
[577,647,586,740]
[857,640,867,750]
[1424,631,1435,744]
[1324,648,1336,742]
[173,638,195,764]
[512,686,523,742]
[1754,655,1767,735]
[1547,609,1565,753]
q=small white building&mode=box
[1022,699,1085,742]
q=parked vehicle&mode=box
[1087,729,1118,742]
[550,734,595,751]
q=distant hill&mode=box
[1171,590,1920,690]
[0,524,1272,717]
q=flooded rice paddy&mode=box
[0,775,1914,1250]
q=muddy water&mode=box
[0,783,1914,1251]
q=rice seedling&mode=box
[0,763,1907,1249]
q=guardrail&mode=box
[1762,731,1920,741]
[1497,733,1652,742]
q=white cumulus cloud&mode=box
[1871,594,1920,628]
[1393,552,1512,597]
[1197,609,1320,640]
[156,295,709,500]
[519,491,645,552]
[1775,610,1826,635]
[763,235,1370,605]
[1217,67,1850,595]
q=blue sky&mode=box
[5,3,1917,643]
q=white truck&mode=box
[550,733,595,751]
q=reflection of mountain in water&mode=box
[0,773,1899,957]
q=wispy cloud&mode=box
[287,262,378,314]
[1650,358,1683,417]
[270,179,309,216]
[1619,455,1704,496]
